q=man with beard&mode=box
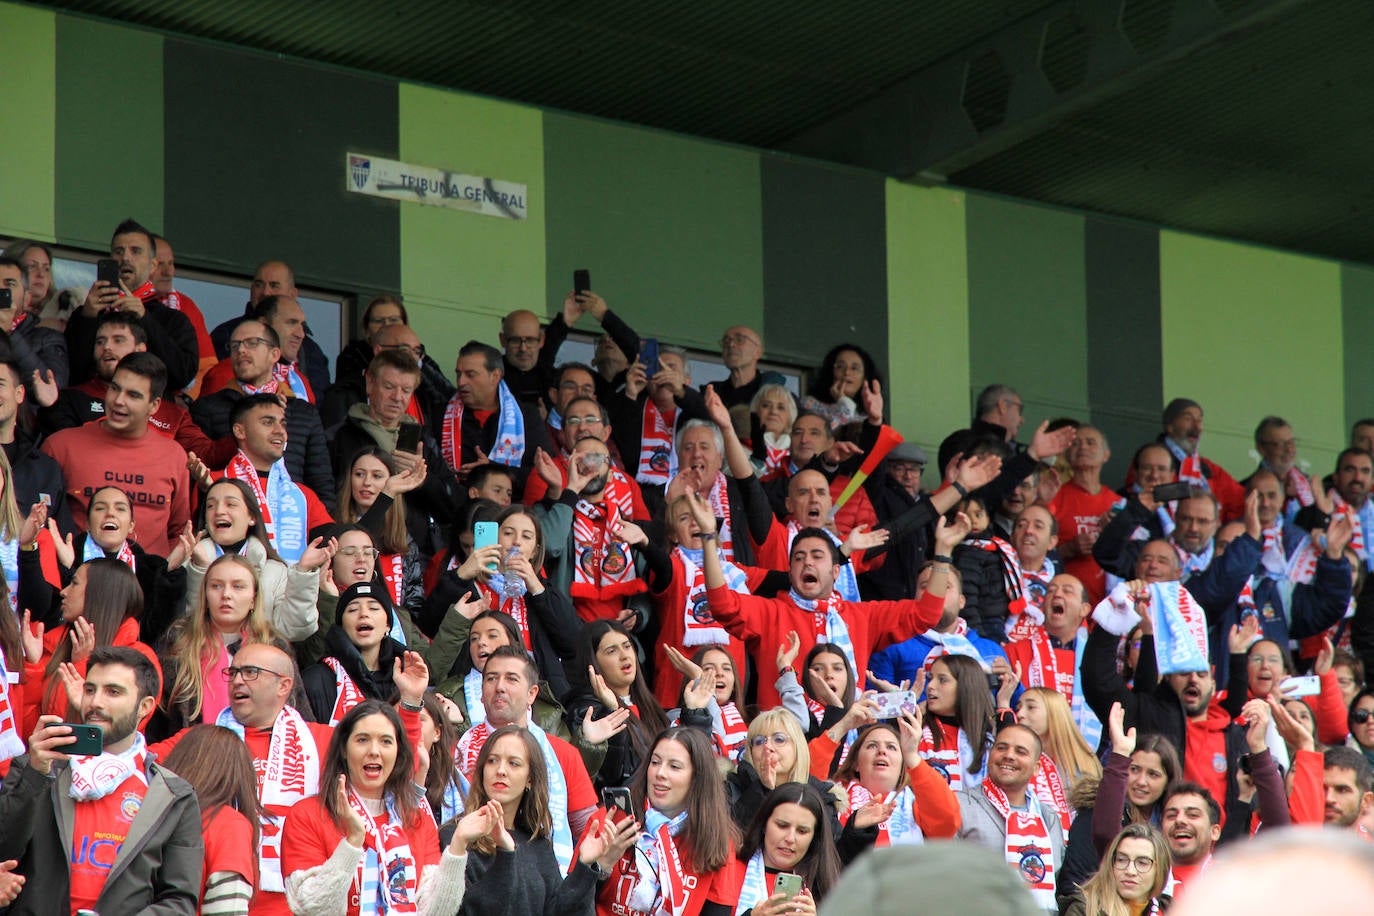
[523,395,648,512]
[956,724,1063,913]
[1160,783,1222,894]
[0,647,202,914]
[1319,747,1374,831]
[1004,574,1101,747]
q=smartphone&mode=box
[987,672,1003,693]
[59,723,103,756]
[474,521,499,572]
[640,337,659,372]
[774,873,803,901]
[96,258,121,290]
[1280,675,1321,698]
[0,289,10,311]
[601,786,633,817]
[870,690,919,719]
[1152,482,1192,503]
[396,423,422,454]
[573,269,591,298]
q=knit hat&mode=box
[336,581,395,630]
[818,843,1041,916]
[1163,397,1202,427]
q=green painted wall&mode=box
[885,181,969,471]
[1160,231,1345,476]
[543,112,764,354]
[54,16,162,251]
[1342,263,1374,441]
[965,194,1089,433]
[399,83,545,354]
[0,4,55,242]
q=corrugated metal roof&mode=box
[40,0,1374,263]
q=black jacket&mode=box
[211,310,331,398]
[421,392,551,496]
[189,386,337,513]
[329,414,463,540]
[322,339,456,430]
[302,625,406,722]
[5,425,75,536]
[67,298,199,392]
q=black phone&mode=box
[640,338,659,371]
[59,723,103,756]
[987,672,1002,693]
[96,258,121,290]
[396,424,422,454]
[574,269,591,298]
[601,786,633,816]
[1152,482,1192,503]
[0,289,10,311]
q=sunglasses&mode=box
[1352,709,1374,725]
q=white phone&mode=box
[1279,675,1321,699]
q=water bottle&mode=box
[502,547,524,598]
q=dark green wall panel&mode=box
[162,40,400,292]
[760,158,888,376]
[55,16,163,250]
[1343,263,1374,433]
[1086,218,1161,483]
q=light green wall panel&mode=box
[398,83,546,361]
[542,112,764,352]
[886,181,969,471]
[0,4,56,241]
[1160,231,1344,477]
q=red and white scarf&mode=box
[68,732,149,800]
[674,546,749,647]
[635,402,678,485]
[983,781,1057,911]
[455,721,491,776]
[475,578,533,650]
[918,718,978,792]
[844,781,923,847]
[0,651,23,762]
[348,789,419,916]
[703,473,736,561]
[439,380,527,472]
[717,702,749,759]
[628,808,691,916]
[216,704,320,894]
[1285,467,1314,508]
[322,657,367,727]
[571,482,642,601]
[966,534,1028,617]
[761,432,790,477]
[378,552,405,607]
[1028,753,1072,833]
[223,449,309,565]
[1025,628,1076,703]
[81,533,136,572]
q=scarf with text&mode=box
[734,850,773,916]
[789,589,855,685]
[786,522,858,603]
[1165,437,1206,489]
[321,657,366,726]
[983,780,1057,911]
[675,546,749,647]
[224,451,308,566]
[0,652,22,761]
[716,701,749,759]
[476,575,533,650]
[635,401,679,485]
[845,781,923,847]
[216,703,321,893]
[68,731,148,801]
[349,788,420,916]
[462,668,486,727]
[572,482,642,601]
[1025,626,1102,749]
[82,533,137,573]
[703,472,737,560]
[965,534,1028,617]
[440,380,527,471]
[377,553,406,627]
[629,807,690,916]
[1028,752,1072,833]
[1147,581,1209,675]
[918,718,981,792]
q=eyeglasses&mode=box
[505,336,541,348]
[381,342,425,358]
[228,337,272,352]
[1352,709,1374,724]
[577,453,609,467]
[338,546,380,558]
[223,665,288,682]
[1247,654,1284,666]
[564,415,603,426]
[1111,854,1154,874]
[367,314,404,328]
[750,732,790,749]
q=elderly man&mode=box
[1243,416,1311,522]
[321,320,454,429]
[208,259,330,397]
[500,289,643,408]
[704,325,783,409]
[1144,398,1246,522]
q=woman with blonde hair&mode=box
[725,706,843,832]
[1062,823,1172,916]
[1017,686,1103,829]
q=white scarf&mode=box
[350,788,420,916]
[629,808,690,916]
[69,732,148,800]
[675,546,749,647]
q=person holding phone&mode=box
[724,783,841,916]
[0,256,67,391]
[0,646,203,915]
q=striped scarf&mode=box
[571,483,642,601]
[635,401,678,485]
[918,718,982,792]
[789,589,855,686]
[629,808,690,916]
[983,781,1057,912]
[966,534,1028,616]
[224,450,308,566]
[1028,752,1072,833]
[675,546,748,647]
[440,380,527,471]
[321,657,367,726]
[349,788,419,916]
[845,781,922,847]
[786,522,858,602]
[0,652,23,761]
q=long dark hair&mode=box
[0,579,20,673]
[738,783,840,903]
[203,478,282,563]
[419,692,462,819]
[458,609,522,678]
[629,727,737,873]
[162,724,262,867]
[1127,734,1182,822]
[339,447,409,555]
[677,645,745,714]
[321,700,420,831]
[579,619,668,753]
[927,654,995,773]
[806,343,882,404]
[45,559,144,711]
[802,643,856,709]
[463,724,553,854]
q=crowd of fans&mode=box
[0,217,1367,915]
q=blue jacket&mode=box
[869,628,1019,703]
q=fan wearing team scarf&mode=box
[610,344,708,499]
[721,783,841,915]
[664,645,756,762]
[522,394,650,511]
[1005,504,1059,636]
[753,469,889,596]
[280,700,472,916]
[440,340,549,492]
[302,582,409,725]
[698,495,946,709]
[1118,398,1245,523]
[956,723,1065,913]
[919,653,1005,793]
[1046,425,1117,604]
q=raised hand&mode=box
[624,360,649,401]
[1108,701,1137,758]
[702,384,731,431]
[533,448,564,494]
[614,519,649,547]
[1241,697,1272,754]
[186,452,213,492]
[843,524,889,556]
[864,671,909,694]
[457,545,503,581]
[588,664,618,710]
[383,458,427,496]
[452,590,489,622]
[580,813,639,870]
[57,661,84,712]
[685,490,718,535]
[1314,636,1336,676]
[851,795,896,830]
[1028,421,1076,461]
[449,802,494,855]
[934,512,971,554]
[165,521,199,570]
[29,368,58,408]
[955,453,1002,492]
[19,611,43,665]
[1326,511,1354,558]
[69,616,96,665]
[297,536,339,573]
[337,775,367,846]
[995,659,1021,708]
[861,380,883,424]
[1242,489,1262,540]
[581,705,631,745]
[46,518,75,570]
[776,631,801,672]
[758,745,781,790]
[1266,694,1315,753]
[1228,615,1262,655]
[392,652,430,704]
[18,502,46,548]
[682,671,714,710]
[664,644,703,679]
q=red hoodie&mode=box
[1183,702,1233,822]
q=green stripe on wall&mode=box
[965,194,1088,430]
[1160,231,1344,475]
[0,4,56,242]
[55,15,162,250]
[399,84,544,355]
[1341,263,1374,436]
[543,113,763,354]
[886,181,969,459]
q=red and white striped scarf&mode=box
[967,534,1028,615]
[636,401,678,485]
[475,578,533,650]
[717,701,749,759]
[918,718,971,792]
[0,653,25,761]
[378,552,405,607]
[1331,490,1367,558]
[455,721,491,777]
[1286,467,1314,508]
[1025,628,1076,703]
[571,479,642,601]
[348,788,419,915]
[704,472,736,561]
[983,780,1057,910]
[761,432,790,477]
[1028,753,1071,833]
[321,657,367,726]
[844,781,922,847]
